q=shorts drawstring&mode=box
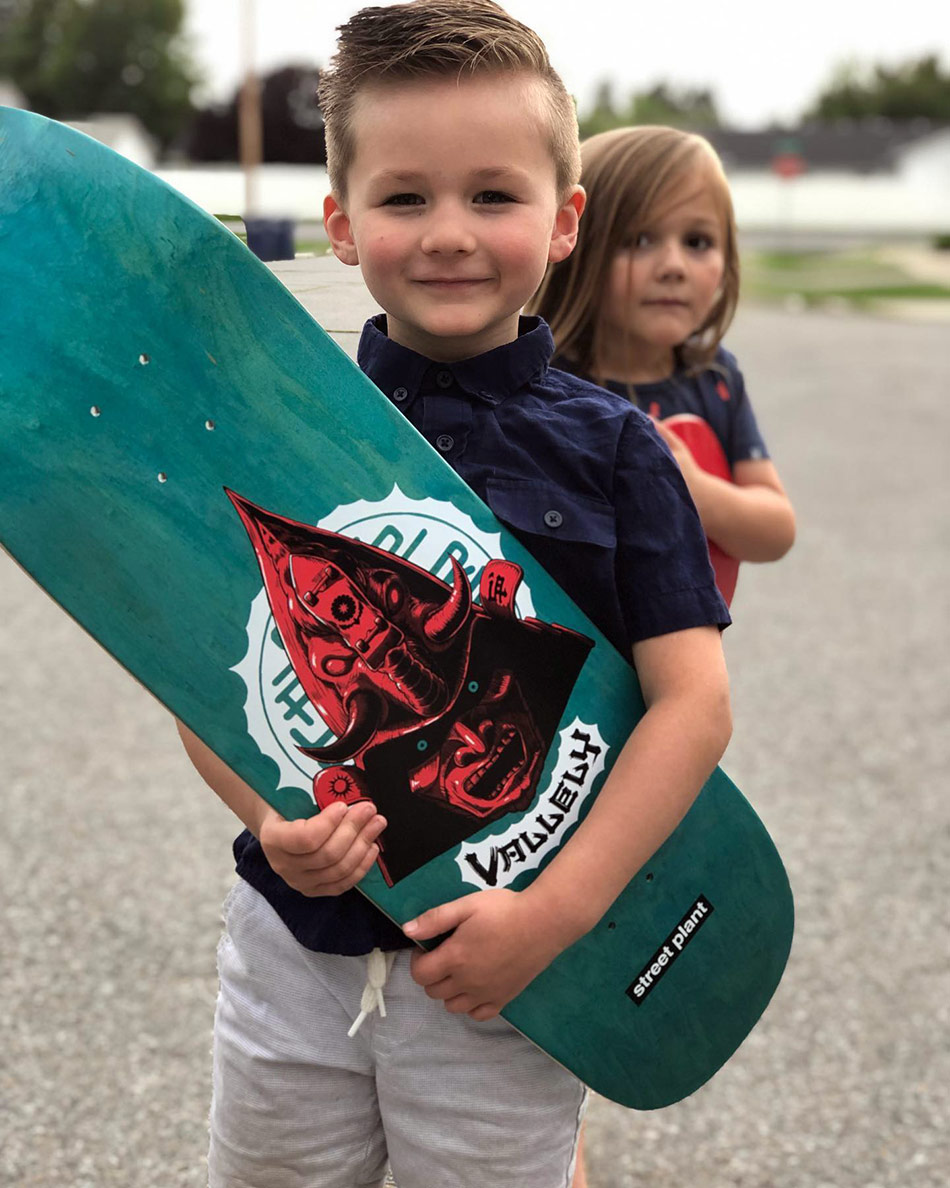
[348,947,397,1037]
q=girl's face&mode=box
[599,169,727,379]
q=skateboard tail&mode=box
[503,769,795,1109]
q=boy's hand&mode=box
[259,800,386,896]
[405,889,564,1021]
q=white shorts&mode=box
[208,879,588,1188]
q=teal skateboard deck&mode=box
[0,108,793,1109]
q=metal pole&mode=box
[238,0,262,217]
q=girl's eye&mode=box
[474,190,514,205]
[633,231,652,249]
[384,193,424,206]
[686,233,716,251]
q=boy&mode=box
[179,3,732,1185]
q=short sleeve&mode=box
[718,350,770,464]
[613,412,731,643]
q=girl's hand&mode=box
[259,800,386,896]
[651,417,700,482]
[405,889,565,1020]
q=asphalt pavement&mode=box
[1,256,947,1187]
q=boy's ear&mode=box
[324,193,359,266]
[548,185,586,264]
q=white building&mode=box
[708,121,950,235]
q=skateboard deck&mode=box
[0,108,793,1109]
[663,414,740,606]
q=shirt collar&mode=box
[357,314,554,407]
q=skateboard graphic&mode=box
[0,108,793,1109]
[228,489,594,887]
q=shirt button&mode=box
[436,370,453,389]
[543,509,563,529]
[392,386,408,402]
[436,434,455,453]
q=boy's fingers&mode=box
[467,1003,499,1022]
[322,825,384,879]
[415,967,456,996]
[273,801,377,857]
[403,895,473,941]
[313,808,385,868]
[303,842,380,896]
[264,802,344,854]
[442,993,476,1015]
[304,814,386,875]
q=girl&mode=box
[534,126,795,1188]
[531,125,795,604]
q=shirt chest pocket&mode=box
[485,477,617,550]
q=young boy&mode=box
[179,3,733,1185]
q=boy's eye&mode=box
[474,190,514,205]
[384,193,424,206]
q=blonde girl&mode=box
[536,125,795,1188]
[531,126,795,603]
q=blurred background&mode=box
[1,4,948,1187]
[2,0,949,300]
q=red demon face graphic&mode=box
[408,670,542,818]
[228,490,593,884]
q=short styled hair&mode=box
[317,0,580,198]
[530,125,740,377]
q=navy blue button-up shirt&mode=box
[358,314,729,655]
[234,315,729,955]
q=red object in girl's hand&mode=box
[662,414,739,606]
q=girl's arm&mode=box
[406,624,732,1017]
[653,426,796,563]
[176,720,386,896]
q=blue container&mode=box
[244,217,295,261]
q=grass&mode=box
[741,247,950,309]
[213,215,329,256]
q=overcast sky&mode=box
[184,0,948,129]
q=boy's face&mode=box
[324,73,584,362]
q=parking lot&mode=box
[1,261,947,1187]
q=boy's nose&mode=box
[420,209,477,255]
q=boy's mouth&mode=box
[415,277,490,287]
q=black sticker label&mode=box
[626,896,714,1005]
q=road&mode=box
[1,259,947,1187]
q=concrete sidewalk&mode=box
[1,259,947,1187]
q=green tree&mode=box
[579,79,721,139]
[805,54,950,123]
[628,83,720,129]
[0,0,199,148]
[577,80,623,138]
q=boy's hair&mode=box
[317,0,580,198]
[530,125,740,378]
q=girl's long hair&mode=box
[530,125,740,381]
